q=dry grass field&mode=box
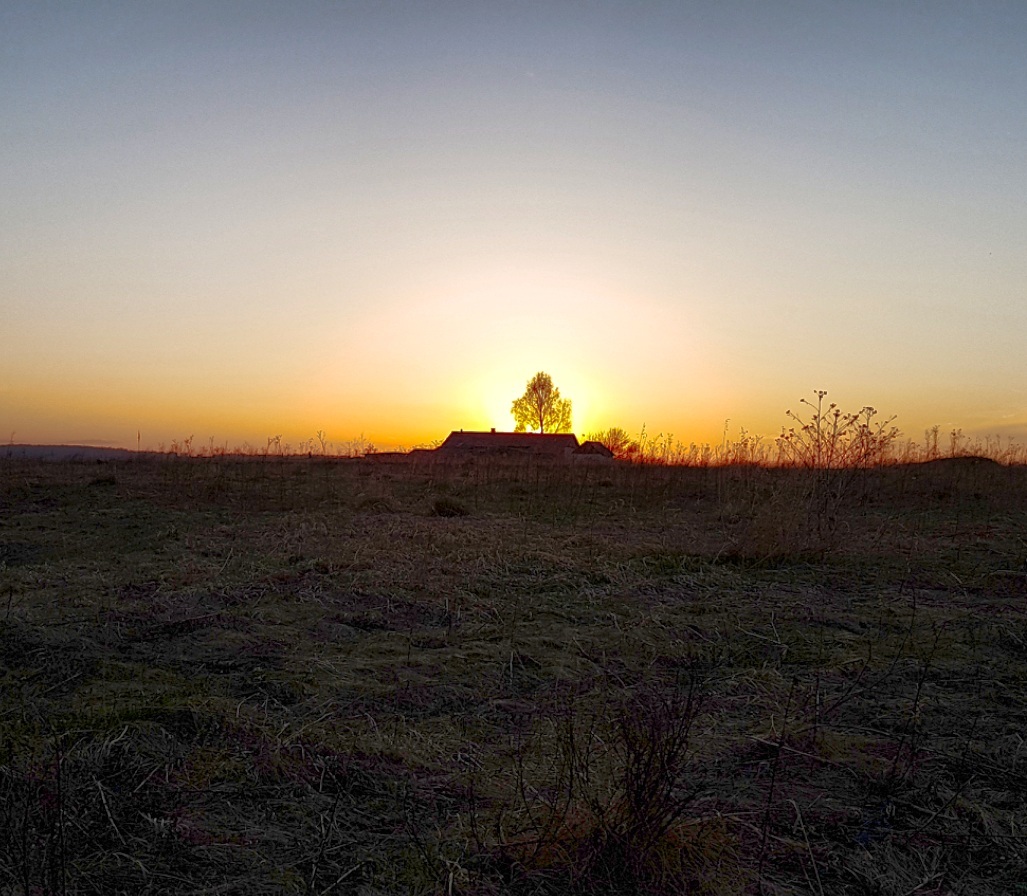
[2,452,1026,894]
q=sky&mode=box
[3,1,1026,452]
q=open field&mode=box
[2,453,1026,894]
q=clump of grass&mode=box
[487,678,748,895]
[354,493,399,513]
[431,496,470,518]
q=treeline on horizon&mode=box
[108,392,1027,467]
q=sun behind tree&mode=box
[511,371,573,434]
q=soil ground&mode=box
[2,453,1025,894]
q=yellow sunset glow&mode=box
[3,5,1026,452]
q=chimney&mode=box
[490,428,496,433]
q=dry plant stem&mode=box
[758,676,796,892]
[306,790,342,895]
[787,798,825,896]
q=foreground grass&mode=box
[1,453,1026,894]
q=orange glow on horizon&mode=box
[4,6,1027,456]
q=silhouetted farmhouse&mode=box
[436,430,613,461]
[574,440,616,458]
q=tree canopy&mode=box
[511,372,572,434]
[587,426,638,459]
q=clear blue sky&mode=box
[3,1,1025,450]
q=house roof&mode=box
[438,431,579,454]
[574,440,615,457]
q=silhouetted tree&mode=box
[587,426,638,458]
[511,372,572,434]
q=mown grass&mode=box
[1,453,1026,894]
